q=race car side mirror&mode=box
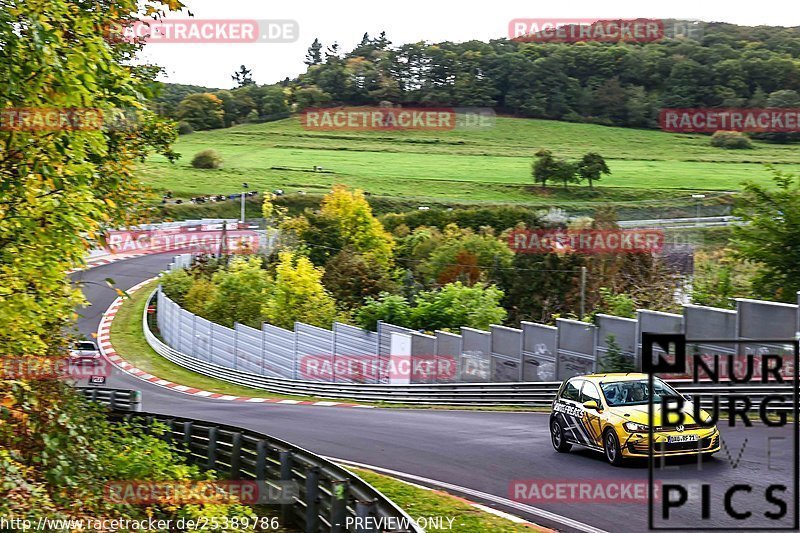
[583,400,601,411]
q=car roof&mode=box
[571,373,648,383]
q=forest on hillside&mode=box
[154,20,800,140]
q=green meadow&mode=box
[141,115,800,205]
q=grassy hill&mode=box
[141,115,800,206]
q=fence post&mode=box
[279,451,293,526]
[293,323,299,380]
[356,500,377,533]
[376,320,383,384]
[304,466,320,533]
[330,479,349,533]
[209,320,214,364]
[261,324,268,376]
[230,432,242,479]
[207,427,218,470]
[192,313,197,358]
[255,440,267,479]
[109,390,117,411]
[332,323,337,384]
[233,324,239,371]
[183,421,193,448]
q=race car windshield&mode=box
[74,342,96,351]
[600,379,680,406]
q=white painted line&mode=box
[278,399,302,404]
[195,391,214,397]
[173,385,190,392]
[155,379,171,386]
[473,503,528,524]
[246,398,269,403]
[325,457,608,533]
[313,401,339,406]
[218,395,239,401]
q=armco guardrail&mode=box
[78,388,420,532]
[77,386,142,411]
[111,411,422,533]
[143,290,794,407]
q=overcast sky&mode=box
[140,0,800,89]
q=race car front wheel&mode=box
[604,430,624,466]
[551,419,572,453]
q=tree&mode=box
[212,89,237,127]
[305,38,323,66]
[731,169,800,301]
[691,249,755,309]
[176,93,225,130]
[410,282,507,331]
[355,293,413,330]
[532,149,557,188]
[0,0,257,524]
[322,248,395,310]
[320,185,395,269]
[294,86,332,110]
[231,64,255,87]
[599,335,634,372]
[576,152,611,189]
[263,251,337,329]
[419,224,513,286]
[553,159,579,190]
[204,256,271,328]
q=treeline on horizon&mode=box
[153,20,800,141]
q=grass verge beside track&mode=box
[109,279,546,412]
[349,467,544,532]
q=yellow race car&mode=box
[549,373,720,465]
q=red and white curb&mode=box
[97,278,373,409]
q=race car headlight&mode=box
[623,421,649,433]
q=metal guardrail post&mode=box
[109,390,118,411]
[207,427,218,470]
[183,421,193,448]
[131,390,142,412]
[304,466,320,533]
[230,432,242,479]
[356,500,378,533]
[330,479,350,533]
[279,450,294,526]
[255,440,268,479]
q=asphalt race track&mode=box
[71,253,798,532]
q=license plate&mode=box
[668,434,699,443]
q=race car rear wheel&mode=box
[604,429,624,466]
[551,419,572,453]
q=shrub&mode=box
[711,130,752,149]
[191,149,223,169]
[177,121,193,135]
